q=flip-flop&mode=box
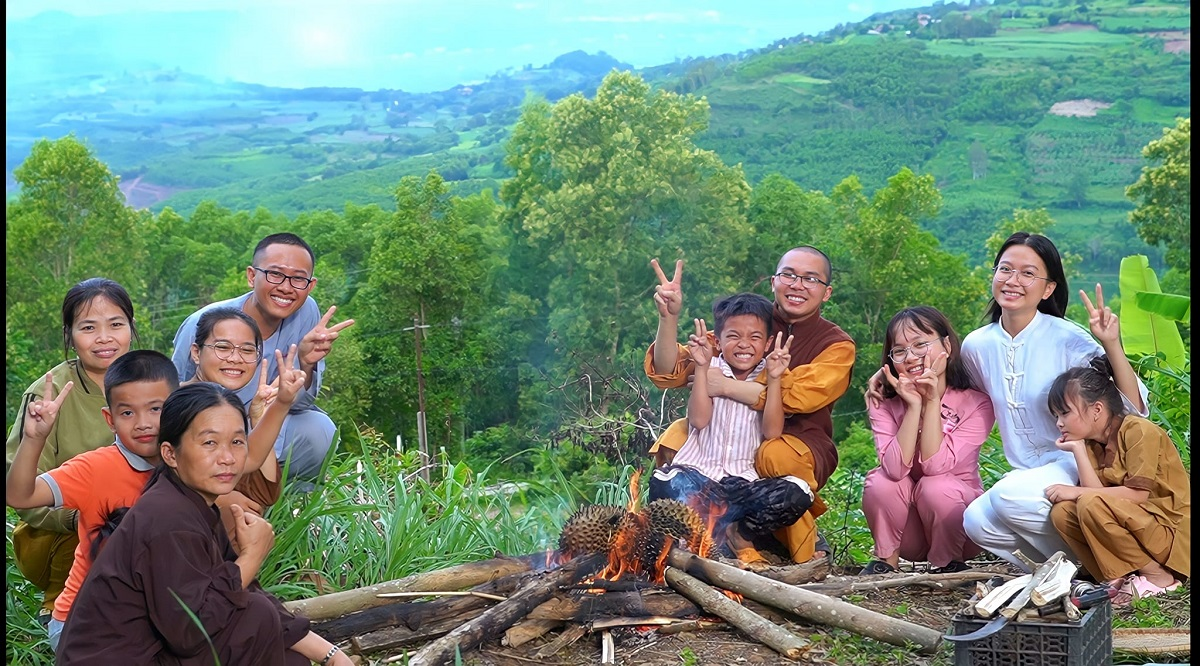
[813,532,831,558]
[1129,575,1182,600]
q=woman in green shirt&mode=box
[4,277,139,621]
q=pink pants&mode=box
[862,469,982,568]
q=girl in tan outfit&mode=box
[1045,356,1189,603]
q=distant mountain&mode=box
[548,51,633,77]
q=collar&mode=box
[162,466,223,531]
[716,354,765,381]
[114,436,158,472]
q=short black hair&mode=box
[103,350,181,408]
[712,292,774,334]
[253,232,315,268]
[194,307,262,349]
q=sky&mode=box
[6,0,926,91]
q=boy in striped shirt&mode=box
[649,293,814,567]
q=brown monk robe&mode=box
[646,303,855,563]
[58,469,311,665]
[1050,416,1191,583]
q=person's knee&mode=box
[962,495,992,542]
[279,412,337,479]
[862,470,908,504]
[755,438,807,478]
[1049,501,1076,531]
[913,476,969,511]
[1075,494,1114,531]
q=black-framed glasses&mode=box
[774,272,829,289]
[253,266,314,289]
[201,341,262,362]
[992,265,1051,288]
[888,338,943,364]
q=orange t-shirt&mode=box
[41,443,154,622]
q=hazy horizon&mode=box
[6,0,925,92]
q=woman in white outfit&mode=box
[958,232,1148,570]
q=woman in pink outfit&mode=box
[861,306,996,574]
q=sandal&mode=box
[930,560,971,574]
[1128,574,1182,600]
[860,559,897,575]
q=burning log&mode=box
[667,547,944,653]
[665,566,810,660]
[405,553,604,666]
[526,590,699,621]
[313,571,522,643]
[283,554,533,621]
[351,615,468,655]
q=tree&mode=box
[1126,117,1189,292]
[5,135,146,419]
[499,71,752,400]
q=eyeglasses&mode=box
[201,341,261,362]
[888,338,943,364]
[993,265,1052,288]
[774,272,829,289]
[253,267,314,289]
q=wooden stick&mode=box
[283,555,532,621]
[533,624,588,659]
[800,570,1010,596]
[665,566,809,660]
[1001,551,1065,619]
[527,591,698,621]
[376,590,508,601]
[600,630,615,664]
[667,547,942,654]
[503,619,563,648]
[975,574,1033,617]
[743,556,831,585]
[406,553,603,666]
[590,616,678,630]
[657,619,730,635]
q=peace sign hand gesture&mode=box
[248,359,278,428]
[650,258,684,319]
[688,319,713,366]
[23,373,75,443]
[880,363,921,408]
[1080,284,1119,346]
[912,350,949,403]
[765,332,793,380]
[299,305,356,373]
[275,344,307,408]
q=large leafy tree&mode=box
[499,71,752,401]
[6,135,146,419]
[1126,116,1190,294]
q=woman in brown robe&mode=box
[58,382,350,665]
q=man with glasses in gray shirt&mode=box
[171,233,355,482]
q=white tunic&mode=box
[671,355,766,482]
[960,311,1149,471]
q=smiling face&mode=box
[887,323,947,378]
[245,242,315,326]
[771,248,832,324]
[717,314,769,379]
[102,379,173,463]
[71,295,134,383]
[191,318,261,391]
[161,403,248,505]
[992,244,1057,317]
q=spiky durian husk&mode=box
[557,504,625,557]
[645,499,704,544]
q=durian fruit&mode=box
[558,504,625,557]
[645,499,704,544]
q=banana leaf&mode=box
[1119,255,1186,369]
[1134,292,1191,324]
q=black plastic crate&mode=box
[949,602,1112,666]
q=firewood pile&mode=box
[282,498,1016,665]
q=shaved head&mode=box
[777,246,831,282]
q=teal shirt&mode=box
[5,359,111,532]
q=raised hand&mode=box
[688,318,713,366]
[23,373,74,443]
[880,363,921,408]
[247,359,278,428]
[275,344,307,407]
[1080,284,1119,346]
[299,305,356,371]
[912,351,949,403]
[650,258,684,318]
[765,332,793,380]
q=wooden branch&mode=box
[1000,551,1065,619]
[591,616,678,630]
[313,572,522,643]
[657,619,730,635]
[799,570,1009,597]
[751,556,831,585]
[667,547,942,654]
[351,614,465,655]
[502,619,563,648]
[406,553,603,666]
[1030,558,1078,607]
[975,574,1033,617]
[526,591,698,621]
[376,590,508,601]
[533,624,588,659]
[284,555,532,621]
[665,566,809,660]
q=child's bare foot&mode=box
[726,523,770,570]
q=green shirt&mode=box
[5,359,111,533]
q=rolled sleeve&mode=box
[1118,420,1161,491]
[643,342,695,389]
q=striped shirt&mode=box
[672,355,766,482]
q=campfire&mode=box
[284,481,975,665]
